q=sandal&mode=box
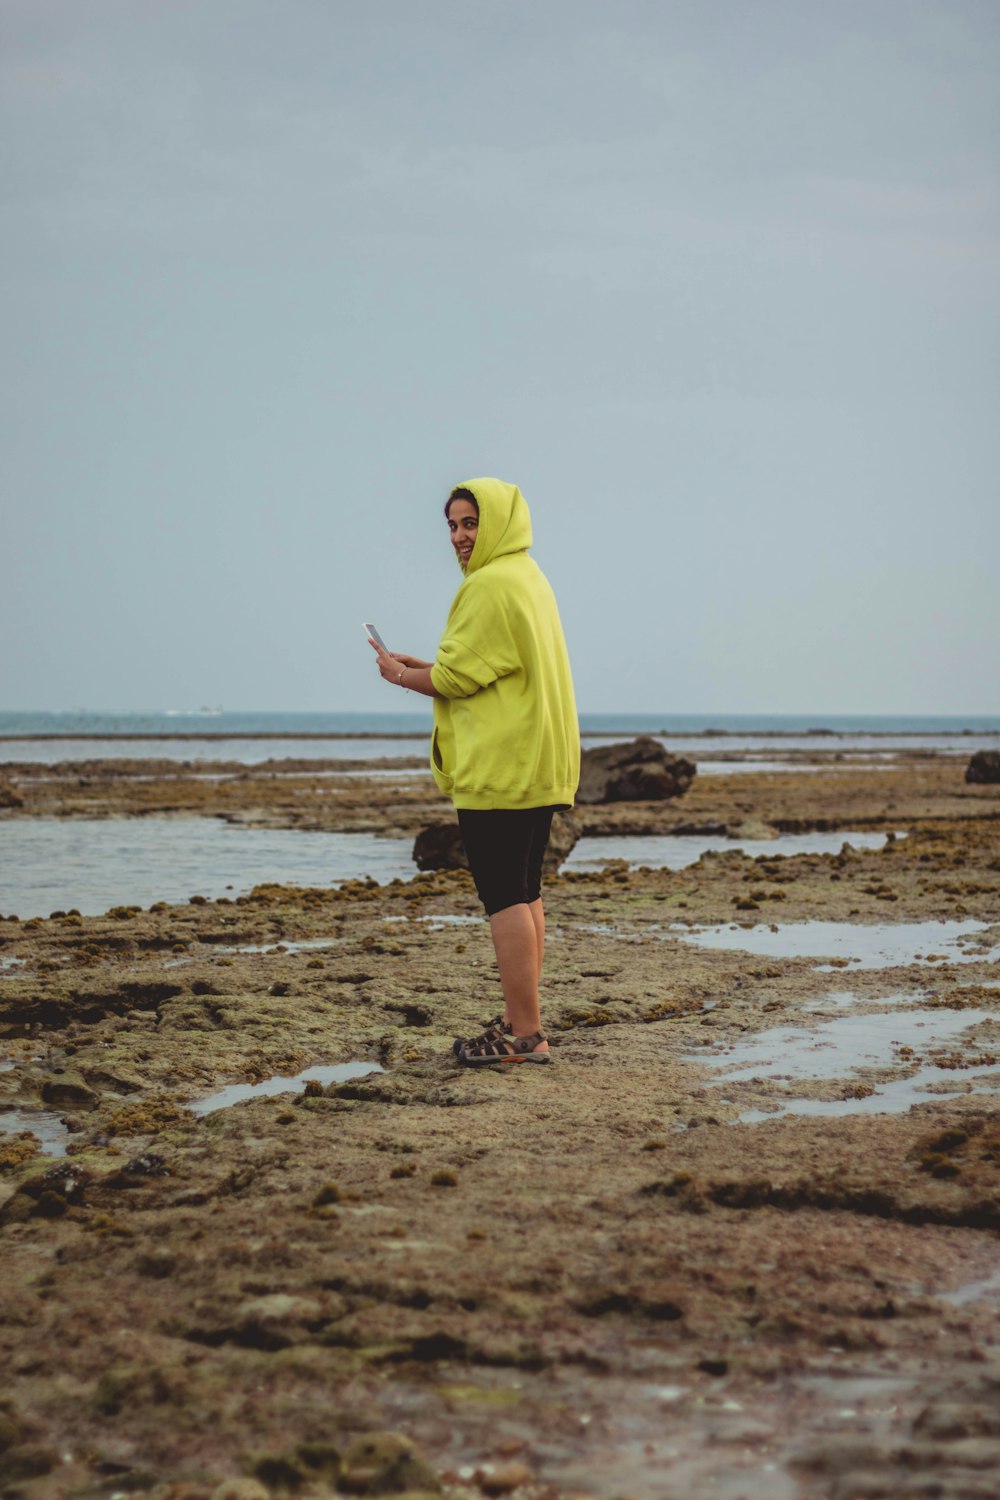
[451,1013,509,1057]
[457,1029,551,1067]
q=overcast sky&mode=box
[2,0,997,716]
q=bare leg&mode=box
[528,897,545,986]
[490,902,549,1053]
[499,898,545,1021]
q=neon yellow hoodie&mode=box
[429,478,580,811]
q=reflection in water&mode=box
[676,918,1000,969]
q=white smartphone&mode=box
[364,622,388,652]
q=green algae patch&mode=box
[0,1133,40,1173]
[339,1431,441,1495]
[247,1438,342,1492]
[103,1094,189,1137]
[312,1181,342,1206]
[436,1382,524,1409]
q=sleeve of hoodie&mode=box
[430,575,519,700]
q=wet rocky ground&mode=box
[1,755,999,1500]
[1,750,992,838]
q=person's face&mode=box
[447,499,479,567]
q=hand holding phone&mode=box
[364,622,389,653]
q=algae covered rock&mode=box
[0,1162,90,1226]
[94,1362,184,1416]
[577,736,696,804]
[478,1461,534,1495]
[40,1072,98,1110]
[246,1438,341,1492]
[212,1481,270,1500]
[236,1292,326,1350]
[0,1132,40,1173]
[340,1431,440,1494]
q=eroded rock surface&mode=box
[966,749,1000,784]
[577,736,696,804]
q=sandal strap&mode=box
[462,1029,546,1060]
[462,1033,512,1059]
[465,1016,510,1050]
[508,1030,546,1054]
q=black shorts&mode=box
[456,806,558,917]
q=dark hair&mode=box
[444,486,479,518]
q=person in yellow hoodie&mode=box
[370,478,579,1066]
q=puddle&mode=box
[801,990,917,1013]
[325,768,430,780]
[418,914,483,930]
[0,956,28,974]
[939,1270,1000,1307]
[169,937,345,967]
[563,830,897,873]
[0,818,415,918]
[676,919,1000,970]
[568,920,651,945]
[698,1007,996,1082]
[189,1060,384,1116]
[734,1061,1000,1121]
[383,914,484,929]
[688,1004,999,1121]
[228,938,342,956]
[697,761,895,776]
[0,1108,70,1157]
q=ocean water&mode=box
[2,710,997,767]
[3,710,999,737]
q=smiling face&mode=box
[447,497,479,568]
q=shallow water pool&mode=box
[0,1107,71,1157]
[563,829,897,873]
[0,818,415,919]
[689,1002,999,1121]
[190,1060,385,1116]
[676,918,1000,969]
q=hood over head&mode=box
[451,477,532,575]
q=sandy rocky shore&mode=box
[0,748,999,1500]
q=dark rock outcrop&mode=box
[966,751,1000,785]
[577,736,696,805]
[546,810,580,869]
[413,823,466,873]
[413,812,578,875]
